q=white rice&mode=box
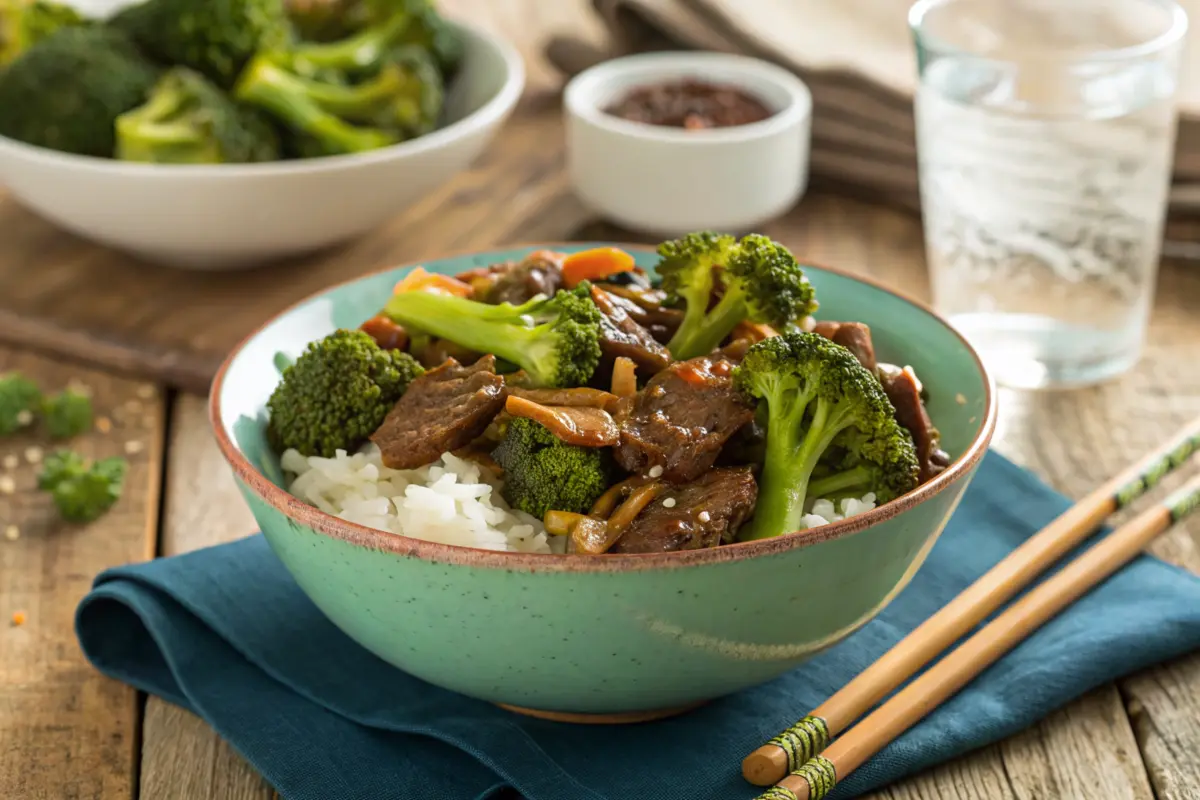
[801,493,878,530]
[281,445,561,553]
[281,445,879,549]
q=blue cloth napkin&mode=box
[75,451,1200,800]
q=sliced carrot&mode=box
[562,247,637,288]
[392,267,473,298]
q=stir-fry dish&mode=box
[267,233,952,555]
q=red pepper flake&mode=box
[11,610,26,626]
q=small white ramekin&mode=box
[564,51,812,237]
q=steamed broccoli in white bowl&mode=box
[0,0,524,268]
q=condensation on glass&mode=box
[910,0,1187,389]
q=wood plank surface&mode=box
[138,394,271,800]
[0,348,165,799]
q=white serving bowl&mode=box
[0,21,524,271]
[564,51,812,238]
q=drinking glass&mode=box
[909,0,1187,389]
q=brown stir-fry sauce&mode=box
[606,79,775,130]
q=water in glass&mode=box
[915,13,1182,389]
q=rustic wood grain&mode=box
[0,348,165,800]
[138,394,272,800]
[863,687,1155,800]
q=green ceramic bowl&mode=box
[210,244,997,722]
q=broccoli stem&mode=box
[295,64,405,123]
[288,11,411,72]
[668,286,750,361]
[808,464,874,499]
[115,82,217,162]
[383,292,544,370]
[115,89,221,163]
[233,56,399,154]
[743,394,857,540]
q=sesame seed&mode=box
[96,417,113,434]
[24,447,42,465]
[11,611,25,626]
[0,476,14,495]
[15,409,33,427]
[67,380,93,397]
[2,455,17,470]
[124,440,144,455]
[124,399,142,414]
[662,497,677,508]
[955,393,967,405]
[4,525,17,541]
[648,465,664,478]
[698,511,711,522]
[136,384,156,399]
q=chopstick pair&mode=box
[743,416,1200,800]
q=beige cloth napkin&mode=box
[544,0,1200,215]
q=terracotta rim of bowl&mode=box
[209,242,999,573]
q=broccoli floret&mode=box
[286,41,442,136]
[658,232,819,361]
[0,0,88,67]
[266,329,424,457]
[366,44,443,137]
[394,0,462,78]
[284,0,463,77]
[116,67,281,164]
[732,332,919,540]
[38,451,128,522]
[234,12,443,153]
[383,283,602,388]
[0,26,158,157]
[491,416,616,519]
[41,388,93,439]
[234,52,408,155]
[110,0,289,88]
[281,7,411,74]
[283,0,358,42]
[37,448,86,489]
[0,372,41,435]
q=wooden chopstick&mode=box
[754,469,1200,800]
[743,415,1200,786]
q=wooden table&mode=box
[2,2,1199,798]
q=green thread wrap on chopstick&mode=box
[790,755,837,800]
[767,715,830,771]
[756,787,799,800]
[1166,479,1200,524]
[1114,429,1200,509]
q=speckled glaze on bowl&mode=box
[209,244,997,720]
